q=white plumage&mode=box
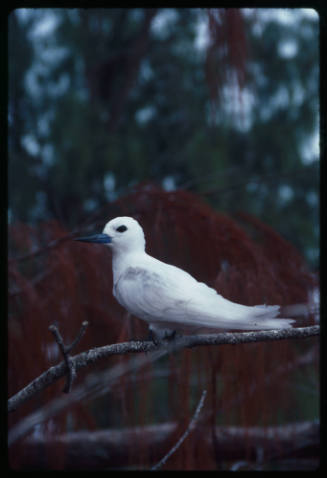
[76,216,294,340]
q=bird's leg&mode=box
[164,329,178,340]
[147,327,158,345]
[148,325,178,346]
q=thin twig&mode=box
[66,321,89,354]
[8,233,76,264]
[151,389,207,471]
[49,321,89,393]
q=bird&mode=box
[75,216,295,342]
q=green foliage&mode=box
[8,8,319,267]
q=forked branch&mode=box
[49,321,89,393]
[8,324,319,414]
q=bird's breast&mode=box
[112,266,164,320]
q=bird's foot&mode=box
[148,327,178,346]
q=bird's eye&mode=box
[116,225,127,233]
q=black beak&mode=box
[74,233,112,244]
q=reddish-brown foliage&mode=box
[8,185,318,470]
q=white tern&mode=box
[75,216,294,341]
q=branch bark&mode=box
[17,420,319,470]
[8,325,319,414]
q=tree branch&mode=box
[17,420,319,470]
[8,325,319,414]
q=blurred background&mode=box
[8,8,320,470]
[8,7,319,268]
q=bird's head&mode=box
[75,216,146,254]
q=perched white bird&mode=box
[75,216,294,341]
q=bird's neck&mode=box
[111,249,146,284]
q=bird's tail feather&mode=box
[242,317,295,330]
[251,304,280,318]
[190,303,295,331]
[190,316,295,332]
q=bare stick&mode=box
[8,325,319,413]
[151,389,207,470]
[66,321,89,353]
[48,321,89,393]
[8,232,77,264]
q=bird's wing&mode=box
[114,263,198,325]
[114,261,294,330]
